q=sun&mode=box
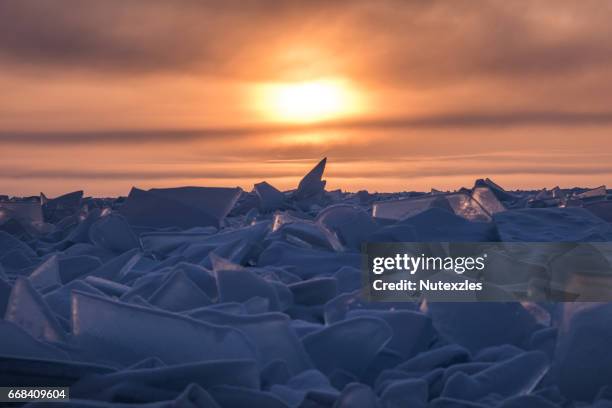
[257,79,360,123]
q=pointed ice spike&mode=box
[28,255,61,291]
[4,277,66,342]
[295,158,327,200]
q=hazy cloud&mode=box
[2,0,612,87]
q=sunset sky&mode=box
[1,1,612,196]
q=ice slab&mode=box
[0,200,43,224]
[586,201,612,222]
[474,345,524,363]
[210,386,290,408]
[149,186,242,222]
[259,241,360,279]
[373,192,493,222]
[4,277,66,342]
[333,266,362,293]
[0,320,69,361]
[426,302,539,352]
[83,276,130,298]
[0,356,113,388]
[140,229,217,257]
[254,181,286,212]
[496,395,559,408]
[128,357,166,370]
[380,378,428,408]
[188,309,312,374]
[44,280,105,320]
[89,213,140,253]
[271,212,343,252]
[334,383,379,408]
[216,267,284,311]
[179,221,270,264]
[576,185,607,199]
[346,310,434,360]
[441,351,549,401]
[0,248,40,270]
[373,195,452,221]
[324,290,418,325]
[167,262,218,299]
[148,270,212,312]
[315,204,378,251]
[302,317,392,377]
[494,207,612,241]
[555,303,612,401]
[0,230,37,258]
[42,190,83,221]
[0,277,10,316]
[63,208,102,245]
[474,178,517,202]
[471,187,506,215]
[88,249,142,281]
[71,291,257,366]
[118,188,218,229]
[72,360,259,400]
[270,369,338,407]
[394,207,498,242]
[398,344,471,374]
[58,255,103,283]
[289,277,337,306]
[28,255,62,291]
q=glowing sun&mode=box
[258,79,360,123]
